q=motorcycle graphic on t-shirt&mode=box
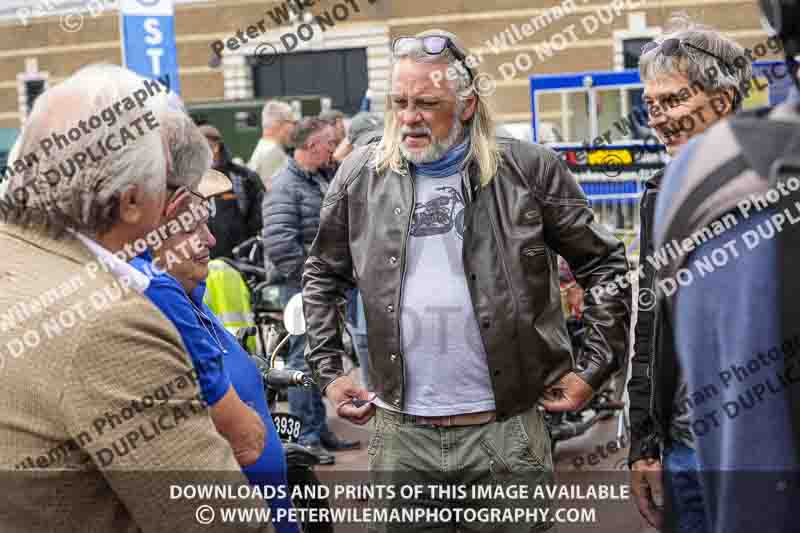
[410,186,466,239]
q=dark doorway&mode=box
[252,48,368,115]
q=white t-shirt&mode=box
[248,138,288,193]
[376,172,495,416]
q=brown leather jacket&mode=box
[302,137,631,421]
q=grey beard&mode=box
[400,119,464,165]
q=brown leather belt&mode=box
[391,410,497,427]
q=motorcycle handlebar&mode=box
[232,237,259,261]
[220,258,267,278]
[264,368,314,389]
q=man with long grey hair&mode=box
[627,14,752,533]
[0,64,273,533]
[302,29,631,531]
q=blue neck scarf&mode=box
[413,135,469,178]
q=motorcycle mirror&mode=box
[283,293,306,335]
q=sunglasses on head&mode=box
[642,38,736,74]
[392,35,475,83]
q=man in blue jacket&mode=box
[651,2,800,528]
[263,118,360,462]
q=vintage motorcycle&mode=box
[410,186,466,238]
[236,295,334,533]
[208,238,335,533]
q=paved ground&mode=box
[276,389,656,533]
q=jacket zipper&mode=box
[396,165,416,403]
[643,187,659,442]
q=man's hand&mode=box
[631,458,664,529]
[540,371,594,411]
[325,375,375,425]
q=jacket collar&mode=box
[71,231,151,293]
[288,157,326,183]
[0,224,95,266]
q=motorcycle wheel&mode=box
[286,466,333,533]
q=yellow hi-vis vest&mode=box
[204,259,257,352]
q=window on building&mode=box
[624,38,654,140]
[251,48,368,115]
[624,38,653,69]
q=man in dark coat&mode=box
[200,124,265,259]
[262,118,360,462]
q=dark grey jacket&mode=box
[262,158,329,286]
[302,138,631,419]
[627,170,675,466]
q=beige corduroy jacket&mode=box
[0,223,274,533]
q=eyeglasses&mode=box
[168,185,206,203]
[165,186,210,234]
[642,38,735,74]
[392,35,475,83]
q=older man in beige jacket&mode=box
[0,65,274,533]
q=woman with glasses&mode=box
[628,13,752,533]
[130,173,300,533]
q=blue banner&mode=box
[120,0,180,94]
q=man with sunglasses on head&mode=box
[263,118,360,464]
[302,29,630,532]
[627,14,752,533]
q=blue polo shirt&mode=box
[130,253,298,533]
[130,252,230,405]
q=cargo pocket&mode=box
[480,437,514,478]
[367,431,383,469]
[516,407,553,470]
[479,415,545,483]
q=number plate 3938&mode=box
[272,413,302,443]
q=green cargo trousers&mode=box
[366,406,557,533]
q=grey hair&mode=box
[261,100,294,130]
[375,29,500,186]
[1,63,172,237]
[639,12,752,110]
[162,110,213,190]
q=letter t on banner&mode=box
[120,0,181,94]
